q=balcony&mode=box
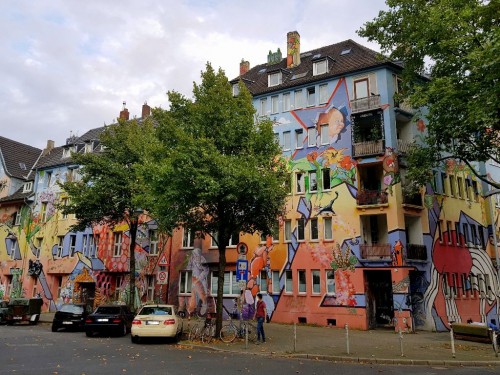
[353,140,385,157]
[402,192,423,207]
[357,189,388,206]
[361,243,392,259]
[394,100,415,115]
[406,244,427,261]
[351,95,381,114]
[397,139,414,154]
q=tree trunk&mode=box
[215,244,227,337]
[129,220,137,311]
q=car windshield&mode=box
[60,304,84,314]
[95,306,121,315]
[139,306,172,316]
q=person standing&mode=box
[254,293,267,344]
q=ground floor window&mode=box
[210,271,238,296]
[179,270,193,294]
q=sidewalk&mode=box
[179,320,500,367]
[39,313,500,366]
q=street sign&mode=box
[158,254,169,267]
[237,242,248,256]
[157,271,168,285]
[236,259,248,282]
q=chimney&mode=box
[287,31,301,68]
[119,101,129,120]
[240,59,250,76]
[42,140,55,156]
[142,102,151,118]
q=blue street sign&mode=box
[236,259,248,282]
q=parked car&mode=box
[131,304,183,343]
[85,304,134,337]
[52,303,92,332]
[5,298,43,325]
[0,301,9,324]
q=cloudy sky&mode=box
[1,0,388,150]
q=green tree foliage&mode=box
[60,117,157,310]
[140,63,289,333]
[359,0,499,189]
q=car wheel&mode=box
[121,324,127,337]
[131,335,139,344]
[85,330,93,337]
[51,324,58,332]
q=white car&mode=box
[131,304,183,343]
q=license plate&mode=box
[63,321,73,325]
[97,318,108,322]
[146,321,159,325]
[13,316,22,320]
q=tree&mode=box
[358,0,499,190]
[140,63,289,335]
[60,117,157,310]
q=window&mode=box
[449,175,456,197]
[472,181,479,201]
[146,275,155,301]
[306,87,316,106]
[259,98,267,116]
[40,202,47,222]
[56,276,63,298]
[14,210,22,226]
[56,236,64,258]
[182,228,194,248]
[84,142,93,153]
[271,95,279,114]
[149,230,159,255]
[93,234,99,258]
[296,173,305,194]
[212,231,239,247]
[284,220,292,242]
[67,168,80,182]
[298,270,306,293]
[46,171,52,187]
[307,128,316,147]
[211,271,238,296]
[455,222,461,246]
[88,235,95,257]
[32,278,38,298]
[310,218,319,240]
[322,169,331,190]
[309,171,317,192]
[465,179,472,200]
[462,223,469,244]
[437,220,443,243]
[471,225,478,247]
[82,235,88,257]
[272,270,280,294]
[295,129,304,149]
[69,234,76,256]
[443,273,451,298]
[260,221,279,243]
[179,271,193,294]
[319,84,328,104]
[294,90,303,109]
[354,78,369,99]
[446,221,452,244]
[460,274,468,297]
[61,197,69,219]
[283,93,291,112]
[312,270,321,294]
[297,218,305,241]
[478,274,486,297]
[232,83,240,96]
[285,270,293,293]
[440,172,447,195]
[451,273,458,298]
[268,71,282,87]
[259,270,267,292]
[113,232,123,257]
[23,181,33,192]
[320,124,329,145]
[313,59,327,76]
[457,177,464,198]
[62,147,72,158]
[324,217,333,240]
[326,270,336,295]
[283,131,291,151]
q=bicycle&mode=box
[219,306,257,343]
[188,313,216,344]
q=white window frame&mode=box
[56,236,64,258]
[271,95,279,114]
[326,270,336,295]
[309,172,317,193]
[294,90,303,109]
[113,232,123,257]
[268,71,282,87]
[283,93,291,112]
[298,269,306,294]
[82,235,88,257]
[259,270,267,292]
[296,173,305,194]
[232,83,240,96]
[307,128,316,147]
[179,270,193,294]
[84,142,93,153]
[297,218,305,241]
[284,219,292,242]
[88,235,95,258]
[14,210,22,226]
[210,271,238,296]
[320,124,329,145]
[354,78,369,99]
[295,129,304,149]
[271,270,280,294]
[149,229,159,255]
[283,131,291,151]
[306,87,315,107]
[319,84,328,104]
[69,234,76,256]
[259,98,267,116]
[312,269,321,294]
[324,217,333,240]
[313,59,328,76]
[22,181,33,193]
[284,270,293,293]
[40,202,47,222]
[310,218,319,241]
[182,228,194,248]
[93,234,99,258]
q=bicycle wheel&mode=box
[201,325,215,344]
[243,322,258,342]
[188,325,201,342]
[220,324,237,343]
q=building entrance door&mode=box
[365,270,394,329]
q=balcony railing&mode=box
[406,244,427,261]
[397,139,415,154]
[351,95,381,114]
[394,100,415,114]
[403,192,423,207]
[353,140,385,157]
[357,189,388,206]
[361,243,392,259]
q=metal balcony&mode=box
[350,95,381,114]
[360,243,392,259]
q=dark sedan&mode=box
[52,303,92,332]
[85,304,134,337]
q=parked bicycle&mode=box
[188,313,216,344]
[219,305,257,343]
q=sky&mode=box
[0,0,388,150]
